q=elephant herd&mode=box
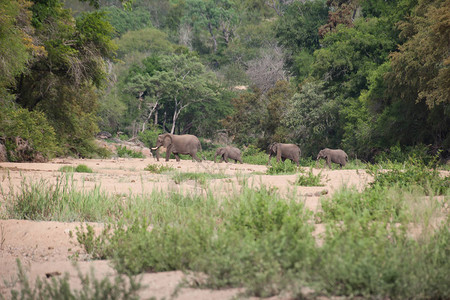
[151,133,348,168]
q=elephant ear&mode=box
[163,134,172,147]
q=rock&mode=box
[96,131,112,139]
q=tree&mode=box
[183,0,237,53]
[4,0,118,156]
[281,81,339,156]
[0,0,39,93]
[222,89,267,146]
[384,0,450,148]
[148,54,222,134]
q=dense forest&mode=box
[1,0,449,161]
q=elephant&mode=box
[214,146,243,164]
[316,148,348,168]
[151,133,202,162]
[267,143,301,167]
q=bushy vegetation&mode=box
[295,168,324,186]
[116,146,145,158]
[59,164,93,173]
[266,160,297,175]
[367,157,450,195]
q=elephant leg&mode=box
[223,153,229,163]
[326,157,332,169]
[191,153,202,162]
[165,146,172,162]
[282,157,286,162]
[175,154,181,162]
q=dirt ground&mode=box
[0,157,373,300]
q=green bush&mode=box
[313,214,450,299]
[138,127,163,148]
[242,145,268,165]
[295,168,324,186]
[367,157,449,195]
[59,164,93,173]
[319,186,407,223]
[0,105,60,160]
[116,146,145,158]
[375,144,434,165]
[266,160,297,175]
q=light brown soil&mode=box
[0,158,372,299]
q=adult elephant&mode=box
[214,146,243,164]
[267,143,301,167]
[151,133,202,162]
[316,148,348,168]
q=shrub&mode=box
[295,168,324,186]
[367,157,449,195]
[242,145,268,165]
[319,186,407,223]
[116,146,145,158]
[266,160,297,175]
[58,164,93,173]
[0,105,60,160]
[138,126,163,148]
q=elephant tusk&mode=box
[151,146,160,151]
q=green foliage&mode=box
[315,216,450,299]
[367,157,450,195]
[320,186,407,223]
[116,146,145,158]
[374,144,433,164]
[222,89,266,146]
[115,27,174,58]
[242,145,267,165]
[8,260,142,300]
[295,168,324,186]
[138,127,163,148]
[0,0,32,91]
[282,81,339,156]
[59,164,93,173]
[266,160,297,175]
[274,0,328,75]
[144,164,174,174]
[102,6,152,37]
[0,104,60,159]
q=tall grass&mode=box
[2,175,120,222]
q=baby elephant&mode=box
[317,148,348,168]
[214,146,243,164]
